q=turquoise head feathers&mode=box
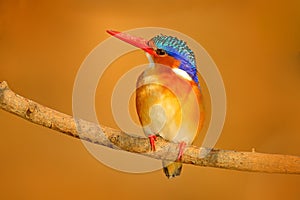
[150,34,199,86]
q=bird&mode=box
[107,30,205,178]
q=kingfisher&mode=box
[107,30,205,178]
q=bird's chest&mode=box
[135,65,201,143]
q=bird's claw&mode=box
[177,142,186,161]
[148,135,157,151]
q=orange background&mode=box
[1,0,300,199]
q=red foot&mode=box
[148,135,157,151]
[177,142,186,161]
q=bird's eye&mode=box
[156,49,166,56]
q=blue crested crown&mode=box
[150,34,199,86]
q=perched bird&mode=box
[107,30,205,178]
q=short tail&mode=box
[162,161,183,178]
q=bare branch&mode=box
[0,81,299,174]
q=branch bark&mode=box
[0,80,299,174]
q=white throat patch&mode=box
[146,53,155,68]
[172,68,192,81]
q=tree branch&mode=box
[0,80,299,174]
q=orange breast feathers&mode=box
[135,65,204,144]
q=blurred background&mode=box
[1,0,300,199]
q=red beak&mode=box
[106,30,156,56]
